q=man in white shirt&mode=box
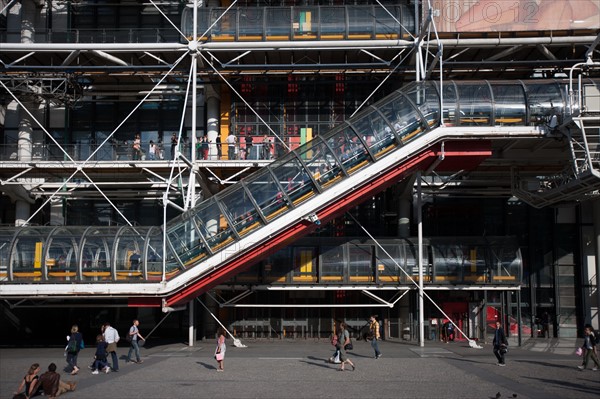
[226,132,237,160]
[102,322,120,372]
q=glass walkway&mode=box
[0,79,583,305]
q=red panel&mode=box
[161,140,491,307]
[128,297,162,308]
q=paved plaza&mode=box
[1,338,598,399]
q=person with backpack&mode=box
[126,319,146,364]
[578,324,600,371]
[65,325,83,375]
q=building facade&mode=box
[1,0,599,344]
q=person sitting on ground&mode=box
[37,363,76,398]
[14,363,42,398]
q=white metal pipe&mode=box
[417,171,424,348]
[1,36,596,53]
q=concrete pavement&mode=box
[1,338,598,399]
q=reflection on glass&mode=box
[492,84,526,125]
[321,246,344,282]
[456,83,493,126]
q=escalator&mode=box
[0,79,586,307]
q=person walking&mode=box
[14,363,41,398]
[336,322,355,371]
[493,320,508,366]
[578,324,600,371]
[65,325,82,375]
[368,315,382,359]
[126,319,146,364]
[91,334,110,374]
[102,322,120,372]
[214,329,226,372]
[37,363,76,398]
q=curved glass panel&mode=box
[456,82,493,126]
[320,245,344,282]
[45,227,80,280]
[242,168,287,222]
[440,82,459,126]
[348,6,373,38]
[266,7,291,38]
[193,199,236,255]
[331,124,370,175]
[402,81,441,128]
[80,227,117,281]
[348,244,374,282]
[11,228,48,280]
[239,7,264,40]
[115,227,150,280]
[378,89,428,143]
[377,244,406,283]
[212,8,237,38]
[350,107,397,159]
[296,137,339,191]
[525,81,565,125]
[487,237,522,283]
[144,227,169,280]
[374,6,403,39]
[218,184,263,237]
[269,155,315,206]
[491,83,527,126]
[166,213,206,270]
[320,7,345,38]
[0,230,12,281]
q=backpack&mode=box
[66,335,78,353]
[594,331,600,346]
[331,334,338,347]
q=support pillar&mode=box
[206,86,220,160]
[417,171,424,347]
[188,300,196,347]
[593,200,600,328]
[16,105,33,226]
[201,292,219,340]
[397,175,416,238]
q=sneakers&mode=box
[577,365,585,370]
[104,366,111,374]
[92,370,99,375]
[375,354,382,359]
[592,367,598,371]
[497,363,506,367]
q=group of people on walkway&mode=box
[329,315,383,371]
[13,319,145,398]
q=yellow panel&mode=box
[470,249,477,273]
[34,242,42,269]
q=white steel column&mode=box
[593,200,600,328]
[417,171,424,347]
[16,105,33,226]
[188,300,196,346]
[206,86,220,160]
